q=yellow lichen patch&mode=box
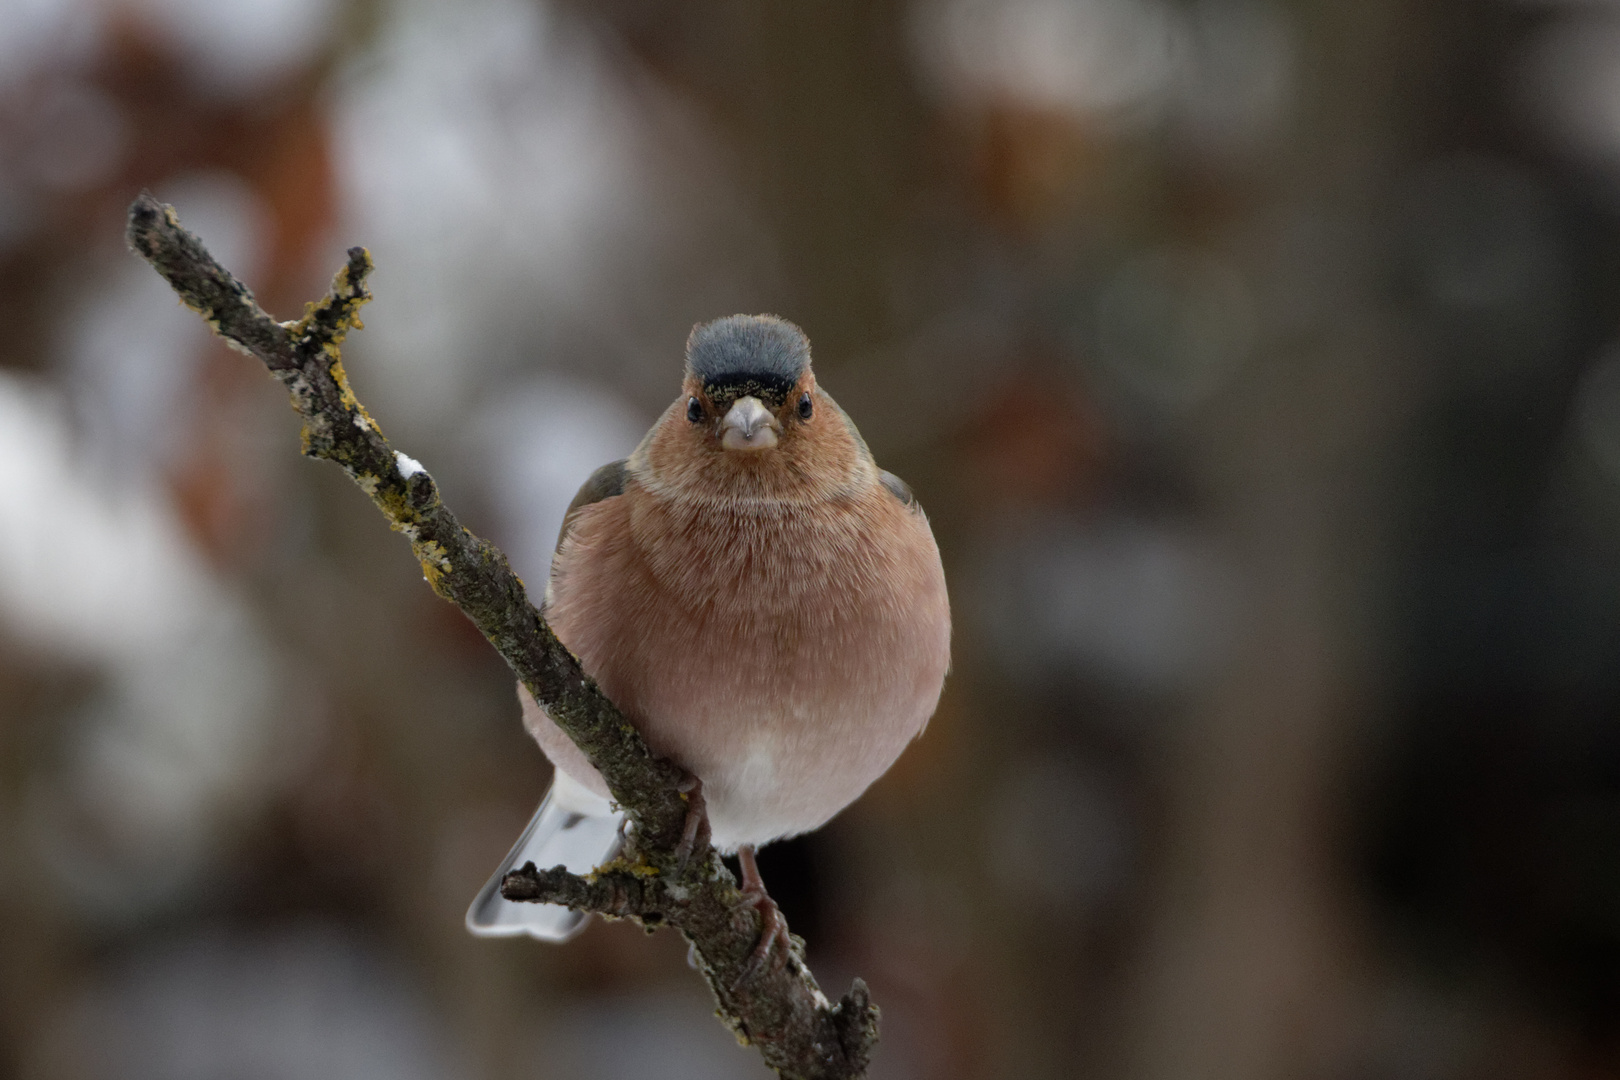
[373,480,428,536]
[413,539,453,594]
[418,557,445,592]
[284,252,381,435]
[286,253,373,343]
[591,857,660,880]
[415,537,450,564]
[326,355,384,438]
[357,474,380,496]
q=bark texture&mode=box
[126,192,879,1080]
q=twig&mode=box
[125,192,879,1079]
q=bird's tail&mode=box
[465,769,624,942]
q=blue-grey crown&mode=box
[685,315,810,405]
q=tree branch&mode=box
[125,192,878,1079]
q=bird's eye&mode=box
[687,397,703,423]
[798,392,813,421]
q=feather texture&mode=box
[472,315,950,945]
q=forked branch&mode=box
[125,192,878,1080]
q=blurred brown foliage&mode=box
[4,2,1620,1079]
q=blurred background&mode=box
[2,0,1620,1077]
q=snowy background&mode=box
[3,1,1620,1078]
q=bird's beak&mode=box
[719,396,779,451]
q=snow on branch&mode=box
[125,192,879,1080]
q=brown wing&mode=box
[553,459,628,557]
[878,469,919,511]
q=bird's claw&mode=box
[674,774,710,874]
[731,845,792,991]
[734,893,792,990]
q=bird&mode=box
[466,314,951,952]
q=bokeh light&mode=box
[4,1,1620,1078]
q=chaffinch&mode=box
[468,315,950,945]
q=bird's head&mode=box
[641,315,866,502]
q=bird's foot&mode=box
[737,895,791,987]
[732,845,792,990]
[674,774,710,874]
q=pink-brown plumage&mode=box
[526,331,950,852]
[469,315,948,941]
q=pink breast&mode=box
[536,483,950,850]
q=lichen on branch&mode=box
[124,191,878,1080]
